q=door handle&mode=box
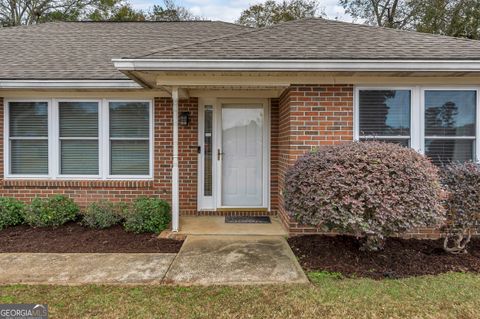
[217,149,224,161]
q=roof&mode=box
[0,21,248,80]
[135,18,480,61]
[2,18,480,82]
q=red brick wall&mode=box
[276,85,445,240]
[0,97,198,212]
[277,84,355,234]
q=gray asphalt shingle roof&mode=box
[137,18,480,61]
[0,21,248,80]
[2,18,480,81]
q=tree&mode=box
[150,0,200,21]
[237,0,324,28]
[415,0,480,39]
[0,0,145,26]
[339,0,420,29]
[339,0,480,39]
[87,0,146,21]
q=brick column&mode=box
[277,85,354,234]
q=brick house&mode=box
[1,18,480,237]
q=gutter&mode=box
[0,80,142,89]
[112,58,480,72]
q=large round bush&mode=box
[285,141,445,250]
[441,161,480,254]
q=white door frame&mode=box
[197,98,270,211]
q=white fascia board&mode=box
[112,58,480,72]
[0,80,142,89]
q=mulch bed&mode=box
[0,222,183,253]
[288,235,480,279]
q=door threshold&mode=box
[216,208,269,212]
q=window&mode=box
[59,102,99,175]
[356,87,479,166]
[203,106,213,196]
[358,90,411,146]
[109,102,150,176]
[424,90,476,165]
[5,99,152,179]
[8,101,49,175]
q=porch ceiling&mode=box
[122,70,480,93]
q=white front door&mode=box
[220,104,264,207]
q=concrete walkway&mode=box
[164,235,308,285]
[0,236,308,286]
[0,253,176,285]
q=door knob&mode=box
[217,149,224,161]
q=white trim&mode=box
[197,100,216,211]
[354,86,414,146]
[4,98,154,180]
[0,80,142,89]
[171,87,180,232]
[113,58,480,72]
[354,86,480,162]
[4,99,51,179]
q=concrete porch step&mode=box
[177,216,288,236]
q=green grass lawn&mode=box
[1,272,479,318]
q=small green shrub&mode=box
[0,197,25,230]
[124,197,171,233]
[24,195,79,227]
[81,200,127,229]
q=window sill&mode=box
[2,179,154,189]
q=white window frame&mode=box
[106,99,154,180]
[4,99,51,179]
[354,86,414,148]
[4,98,154,180]
[354,86,480,162]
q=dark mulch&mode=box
[288,235,480,279]
[0,223,183,253]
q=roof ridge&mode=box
[132,18,311,59]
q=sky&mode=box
[129,0,353,23]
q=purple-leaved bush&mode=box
[285,141,445,251]
[441,162,480,254]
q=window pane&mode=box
[9,102,48,137]
[109,102,149,138]
[110,140,149,175]
[59,102,98,137]
[61,140,99,175]
[11,140,48,174]
[360,138,409,147]
[204,106,213,196]
[359,90,411,136]
[425,139,474,165]
[425,90,476,136]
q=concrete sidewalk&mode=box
[0,236,308,286]
[0,253,176,285]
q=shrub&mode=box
[285,141,445,251]
[24,195,79,227]
[441,161,480,254]
[123,197,171,233]
[0,197,25,230]
[81,200,127,229]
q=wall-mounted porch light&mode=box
[179,112,190,126]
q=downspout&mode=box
[172,87,180,232]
